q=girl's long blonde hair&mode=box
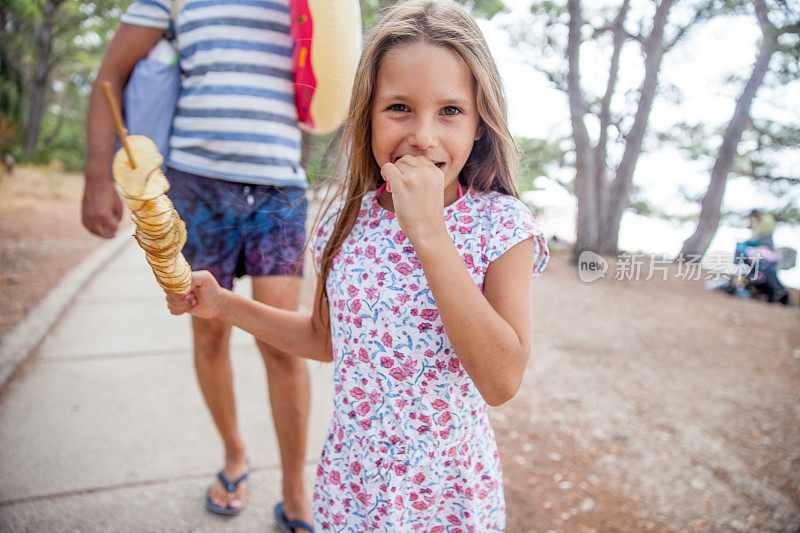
[314,0,519,316]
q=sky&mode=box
[477,2,800,289]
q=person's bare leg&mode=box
[192,316,249,511]
[252,275,312,526]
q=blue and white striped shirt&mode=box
[121,0,306,187]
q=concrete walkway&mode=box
[0,238,333,532]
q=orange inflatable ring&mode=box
[291,0,361,134]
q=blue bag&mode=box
[123,39,180,157]
[120,0,184,159]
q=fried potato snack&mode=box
[113,135,191,294]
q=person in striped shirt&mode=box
[81,1,312,528]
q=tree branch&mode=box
[777,22,800,35]
[566,0,589,117]
[594,0,630,219]
[735,170,800,183]
[535,66,569,93]
[623,30,647,47]
[753,0,771,33]
[588,23,614,39]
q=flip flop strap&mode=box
[216,470,248,495]
[285,518,314,533]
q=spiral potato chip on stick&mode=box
[112,135,192,294]
[99,82,191,294]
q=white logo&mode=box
[578,251,607,282]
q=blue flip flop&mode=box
[274,502,314,533]
[205,469,249,516]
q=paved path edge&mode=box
[0,228,133,391]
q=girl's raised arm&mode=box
[166,271,333,361]
[382,157,546,407]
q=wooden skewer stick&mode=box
[100,81,137,169]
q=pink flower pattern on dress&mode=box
[310,189,548,531]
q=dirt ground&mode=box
[1,167,798,532]
[498,253,800,532]
[0,166,104,339]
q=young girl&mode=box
[167,0,548,530]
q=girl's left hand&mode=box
[380,155,447,243]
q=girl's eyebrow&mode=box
[375,94,412,104]
[375,94,474,108]
[440,97,473,108]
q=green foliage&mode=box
[710,202,800,227]
[516,136,568,191]
[461,0,508,20]
[23,114,85,171]
[629,199,800,228]
[0,0,127,162]
[659,118,800,190]
[748,119,800,149]
[359,0,508,29]
[0,0,35,143]
[774,204,800,225]
[772,37,800,83]
[654,121,720,161]
[626,189,800,227]
[303,134,334,184]
[528,0,567,22]
[627,198,699,224]
[302,129,345,184]
[359,0,394,29]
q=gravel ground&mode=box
[496,251,800,532]
[0,167,103,339]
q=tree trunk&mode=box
[593,0,630,230]
[23,0,59,153]
[0,8,25,129]
[599,0,673,256]
[679,36,778,258]
[42,90,69,147]
[567,0,598,261]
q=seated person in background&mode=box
[747,208,776,249]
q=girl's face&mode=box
[371,42,482,202]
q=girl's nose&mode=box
[408,118,438,149]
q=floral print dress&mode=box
[310,189,548,532]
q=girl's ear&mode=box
[474,121,485,141]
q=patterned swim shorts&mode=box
[166,167,307,290]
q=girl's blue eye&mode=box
[442,106,461,116]
[389,104,408,112]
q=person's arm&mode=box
[166,271,334,362]
[410,230,533,407]
[82,23,164,238]
[382,156,536,406]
